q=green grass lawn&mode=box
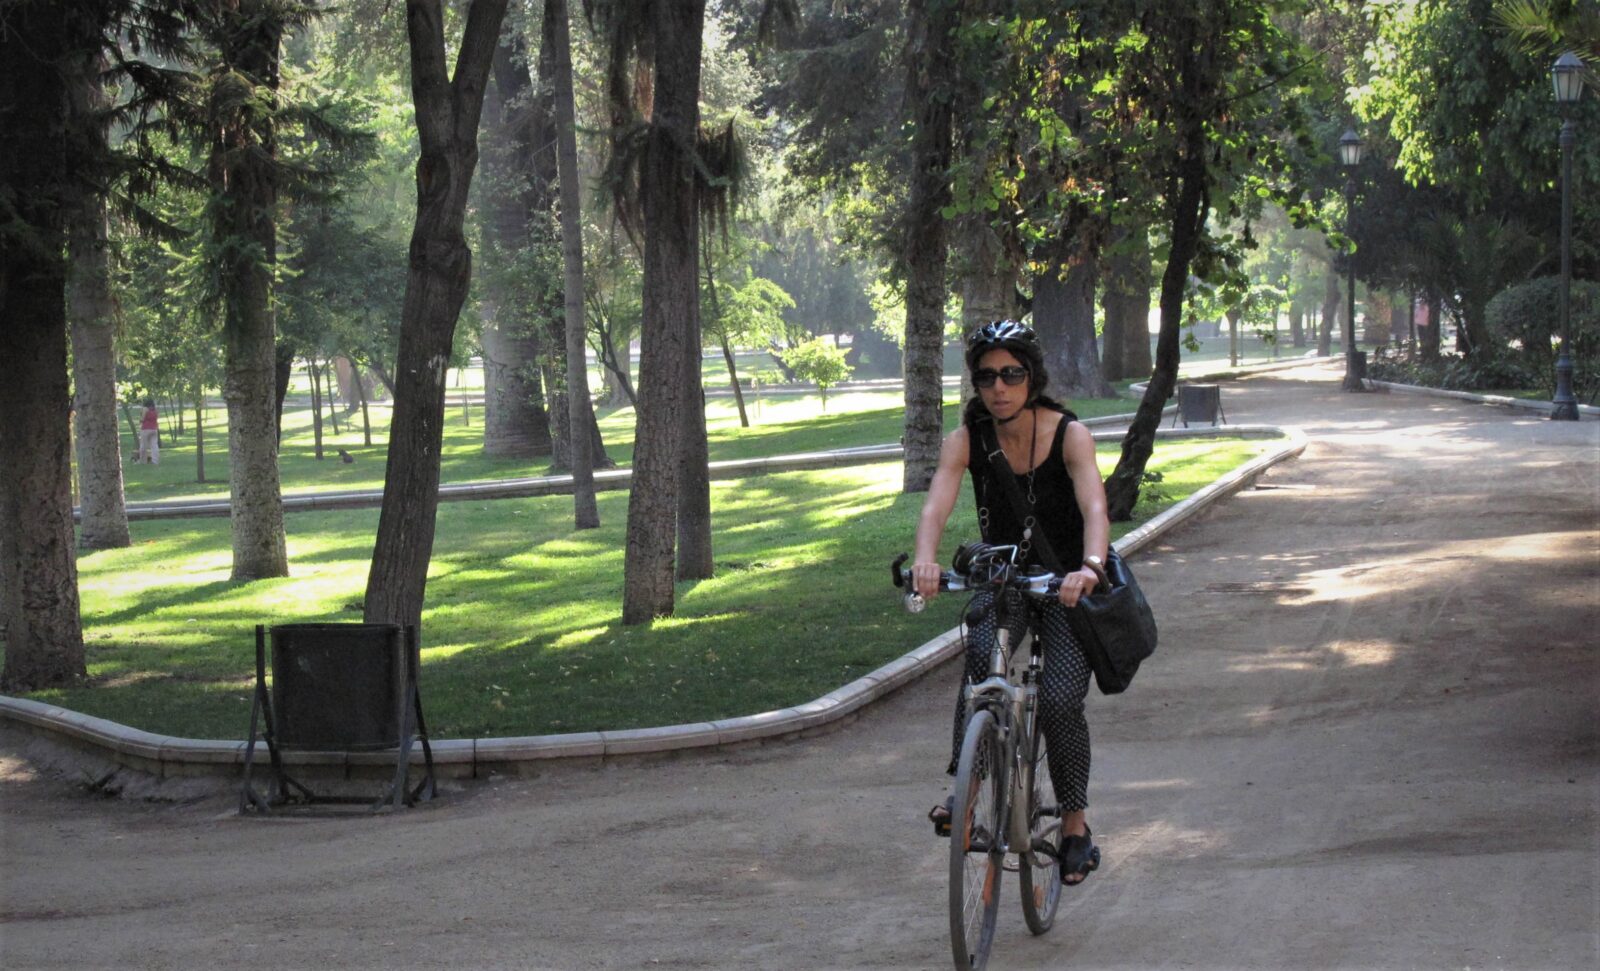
[32,438,1271,740]
[110,389,1140,504]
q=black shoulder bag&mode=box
[974,417,1158,695]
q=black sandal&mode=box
[1059,826,1101,885]
[928,795,955,837]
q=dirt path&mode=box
[4,365,1597,971]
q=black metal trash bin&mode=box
[1175,383,1226,427]
[1351,349,1368,381]
[270,623,406,751]
[242,622,434,814]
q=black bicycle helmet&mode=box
[965,319,1038,354]
[963,319,1050,401]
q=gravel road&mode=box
[3,365,1596,971]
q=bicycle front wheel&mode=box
[949,709,1004,971]
[1018,727,1063,934]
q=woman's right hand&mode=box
[912,560,942,601]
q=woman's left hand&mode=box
[1057,567,1099,608]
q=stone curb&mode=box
[16,423,1302,781]
[89,408,1172,522]
[1365,379,1599,418]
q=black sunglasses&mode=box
[973,365,1029,389]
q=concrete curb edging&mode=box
[1365,379,1599,418]
[10,424,1304,782]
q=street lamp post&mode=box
[1551,52,1584,421]
[1339,128,1366,392]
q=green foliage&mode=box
[1368,351,1544,391]
[779,336,853,408]
[712,274,796,346]
[1485,274,1600,395]
[1358,0,1600,272]
[1493,0,1600,88]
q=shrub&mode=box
[1367,353,1541,393]
[1486,276,1600,398]
[779,337,853,410]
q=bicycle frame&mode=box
[963,604,1057,871]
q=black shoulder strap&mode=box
[973,417,1065,574]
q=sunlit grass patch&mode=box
[36,435,1275,740]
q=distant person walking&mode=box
[136,398,160,465]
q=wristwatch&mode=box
[1083,554,1104,570]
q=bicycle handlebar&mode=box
[890,548,1063,613]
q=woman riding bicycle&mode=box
[912,320,1111,886]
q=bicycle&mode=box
[891,541,1084,971]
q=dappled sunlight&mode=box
[535,535,617,556]
[1327,640,1398,667]
[1122,818,1226,859]
[1225,651,1322,674]
[551,626,610,650]
[1107,777,1196,793]
[1289,530,1592,607]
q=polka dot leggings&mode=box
[947,590,1093,812]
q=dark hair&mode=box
[143,398,155,408]
[961,320,1063,425]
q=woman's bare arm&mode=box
[912,426,970,600]
[1060,420,1110,605]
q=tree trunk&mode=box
[0,0,86,690]
[365,0,509,630]
[958,222,1018,412]
[900,0,957,494]
[551,0,598,528]
[480,306,553,456]
[1422,290,1442,361]
[213,7,288,580]
[704,242,750,427]
[720,338,749,426]
[1318,260,1339,357]
[595,316,637,406]
[480,27,555,459]
[1100,266,1127,383]
[677,329,713,581]
[1120,229,1153,380]
[322,356,341,435]
[66,58,130,550]
[1289,304,1305,348]
[1035,249,1116,399]
[194,393,207,483]
[355,363,373,446]
[1102,226,1152,383]
[528,11,609,474]
[622,0,706,623]
[1104,74,1210,520]
[1462,297,1489,357]
[273,341,295,442]
[308,356,325,459]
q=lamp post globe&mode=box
[1340,129,1366,392]
[1551,52,1583,421]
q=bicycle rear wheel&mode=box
[949,709,1004,971]
[1018,728,1063,934]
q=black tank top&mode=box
[966,409,1086,571]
